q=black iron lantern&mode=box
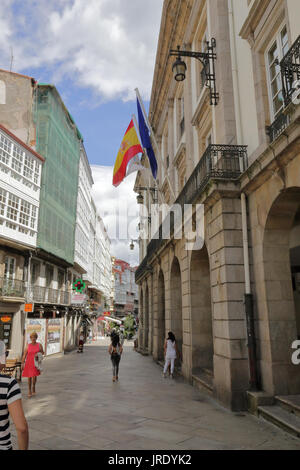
[136,192,144,204]
[172,49,187,82]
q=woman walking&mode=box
[0,340,29,450]
[108,334,123,382]
[21,332,44,398]
[163,332,179,379]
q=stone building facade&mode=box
[135,0,300,411]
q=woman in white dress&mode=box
[163,332,180,379]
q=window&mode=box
[0,80,6,105]
[19,200,31,226]
[266,25,289,120]
[7,194,19,221]
[23,155,35,180]
[206,132,212,148]
[58,270,65,289]
[31,262,40,285]
[11,145,23,174]
[0,188,6,216]
[0,135,11,165]
[179,96,185,137]
[45,265,54,286]
[4,257,16,280]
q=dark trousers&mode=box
[111,354,120,377]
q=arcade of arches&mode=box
[137,156,300,411]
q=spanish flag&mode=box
[113,119,143,187]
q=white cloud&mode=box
[91,165,140,265]
[0,0,163,101]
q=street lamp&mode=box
[169,39,219,106]
[172,46,187,82]
[130,239,139,251]
[136,193,144,205]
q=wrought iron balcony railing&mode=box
[30,285,70,305]
[266,112,290,142]
[280,34,300,107]
[135,144,248,282]
[0,278,26,298]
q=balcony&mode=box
[280,35,300,107]
[266,112,291,143]
[30,285,70,305]
[136,144,248,282]
[0,278,26,300]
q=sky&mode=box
[0,0,164,264]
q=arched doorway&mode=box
[157,270,166,361]
[170,257,183,362]
[190,245,213,374]
[263,188,300,395]
[144,284,149,351]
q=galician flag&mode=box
[112,119,143,187]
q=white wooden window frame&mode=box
[265,24,289,122]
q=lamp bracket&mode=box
[170,38,219,106]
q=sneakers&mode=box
[163,373,167,378]
[171,373,174,379]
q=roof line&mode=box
[0,68,35,81]
[0,124,45,163]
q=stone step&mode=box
[258,405,300,438]
[275,395,300,418]
[192,371,214,395]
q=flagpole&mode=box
[132,114,142,147]
[135,88,176,201]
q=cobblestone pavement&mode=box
[11,339,300,450]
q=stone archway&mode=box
[190,245,213,374]
[263,187,300,395]
[157,270,166,361]
[170,257,183,362]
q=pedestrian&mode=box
[21,331,44,398]
[0,340,29,450]
[119,329,125,346]
[78,331,85,352]
[163,331,179,379]
[108,334,123,382]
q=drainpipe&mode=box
[228,0,259,390]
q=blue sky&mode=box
[0,0,163,262]
[20,68,149,166]
[0,0,161,167]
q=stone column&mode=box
[180,241,193,382]
[152,266,159,361]
[208,0,236,145]
[208,195,249,410]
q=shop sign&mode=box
[25,319,46,351]
[0,316,12,323]
[71,293,86,305]
[25,303,34,312]
[46,319,62,356]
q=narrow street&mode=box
[11,340,300,450]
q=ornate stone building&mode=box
[134,0,300,414]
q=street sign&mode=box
[71,293,86,305]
